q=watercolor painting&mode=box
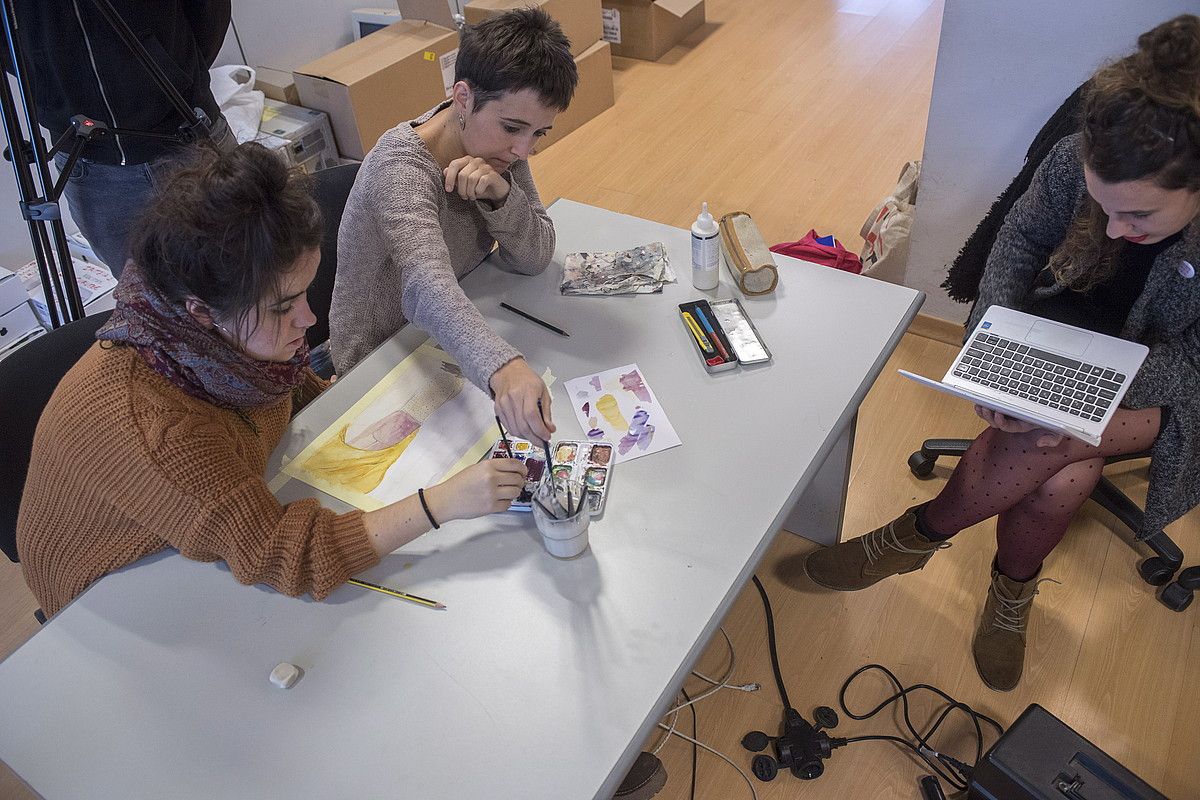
[281,340,548,511]
[563,364,681,463]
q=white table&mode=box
[0,200,922,799]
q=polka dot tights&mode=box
[922,407,1161,582]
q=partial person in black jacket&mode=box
[7,0,233,275]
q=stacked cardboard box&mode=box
[601,0,704,61]
[294,20,460,159]
[463,0,613,150]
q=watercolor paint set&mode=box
[487,437,614,515]
[677,298,772,373]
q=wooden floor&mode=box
[4,0,1199,797]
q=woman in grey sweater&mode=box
[329,8,578,444]
[802,15,1200,691]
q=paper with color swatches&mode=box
[563,364,681,463]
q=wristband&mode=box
[418,487,440,530]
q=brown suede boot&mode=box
[802,505,949,591]
[973,567,1057,692]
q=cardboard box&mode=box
[537,40,613,150]
[601,0,703,61]
[464,0,603,57]
[254,66,301,106]
[294,20,459,159]
[394,0,456,27]
[256,98,338,174]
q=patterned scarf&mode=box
[96,261,310,410]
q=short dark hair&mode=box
[455,7,578,112]
[130,142,323,329]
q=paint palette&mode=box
[487,437,613,515]
[551,439,614,515]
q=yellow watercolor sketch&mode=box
[282,339,550,511]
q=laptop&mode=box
[900,305,1148,446]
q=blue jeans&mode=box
[53,151,166,278]
[52,117,233,276]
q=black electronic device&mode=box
[968,704,1167,800]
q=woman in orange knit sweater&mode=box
[16,143,527,617]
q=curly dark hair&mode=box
[1049,14,1200,291]
[129,142,323,330]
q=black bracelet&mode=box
[418,487,440,530]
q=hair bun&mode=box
[1138,14,1200,78]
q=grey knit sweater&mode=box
[328,101,555,390]
[970,133,1200,537]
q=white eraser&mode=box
[270,662,303,689]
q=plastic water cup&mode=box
[533,500,590,559]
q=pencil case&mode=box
[678,298,772,374]
[719,211,779,296]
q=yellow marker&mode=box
[682,311,714,353]
[347,578,445,609]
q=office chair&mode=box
[0,310,113,623]
[306,162,360,352]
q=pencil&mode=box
[694,306,731,362]
[347,578,446,609]
[500,302,570,337]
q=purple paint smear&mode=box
[619,370,651,402]
[617,408,655,455]
[589,375,602,391]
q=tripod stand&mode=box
[0,0,217,328]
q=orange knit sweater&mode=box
[16,343,380,616]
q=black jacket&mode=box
[8,0,230,165]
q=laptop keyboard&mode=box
[953,332,1126,423]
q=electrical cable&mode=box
[651,626,759,754]
[656,722,759,800]
[835,663,1004,792]
[680,686,697,800]
[750,575,792,712]
[749,576,1005,793]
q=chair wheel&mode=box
[1138,557,1176,586]
[1159,581,1194,612]
[908,451,936,478]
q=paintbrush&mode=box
[537,400,554,467]
[495,415,513,455]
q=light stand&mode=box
[0,0,216,328]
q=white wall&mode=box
[217,0,381,72]
[907,1,1198,323]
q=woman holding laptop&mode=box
[801,15,1200,691]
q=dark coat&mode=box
[7,0,230,165]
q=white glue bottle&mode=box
[691,202,720,290]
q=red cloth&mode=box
[771,230,863,274]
